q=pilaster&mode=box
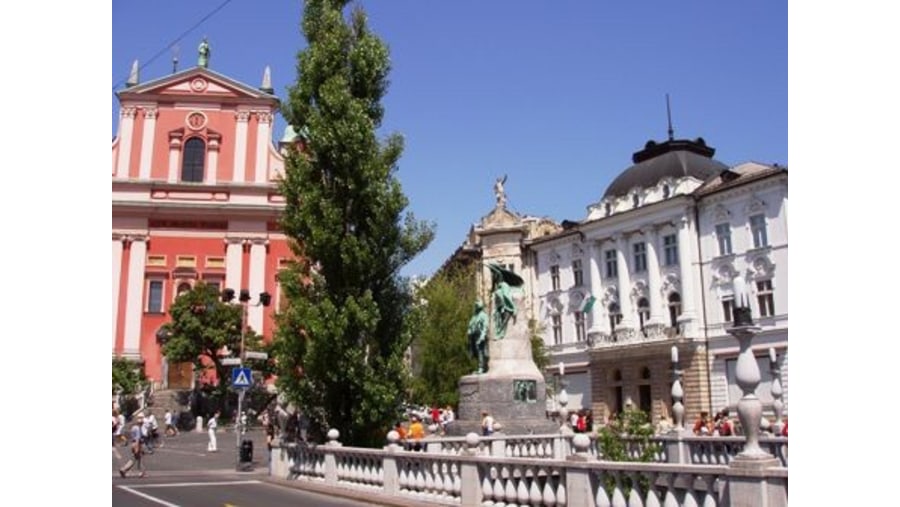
[137,107,157,179]
[642,225,662,324]
[232,110,251,183]
[247,238,269,334]
[122,234,148,358]
[116,106,137,178]
[225,237,245,293]
[254,111,273,183]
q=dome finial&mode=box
[666,93,675,141]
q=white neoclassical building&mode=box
[448,135,787,425]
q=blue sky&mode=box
[112,0,787,279]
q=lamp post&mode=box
[727,273,772,461]
[221,288,271,470]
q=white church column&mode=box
[205,136,220,184]
[225,237,245,293]
[615,234,635,329]
[232,111,250,183]
[587,240,605,333]
[254,112,273,183]
[137,107,157,179]
[115,106,137,178]
[167,132,183,183]
[112,234,125,352]
[122,235,148,358]
[677,214,698,335]
[642,225,662,324]
[247,238,268,334]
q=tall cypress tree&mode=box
[274,0,434,447]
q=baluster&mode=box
[453,463,462,497]
[628,471,645,507]
[595,470,611,507]
[701,475,718,507]
[481,467,494,505]
[529,466,542,505]
[555,472,566,507]
[493,476,506,506]
[662,473,679,507]
[505,468,518,506]
[517,468,530,506]
[424,461,435,496]
[542,467,558,506]
[609,471,627,507]
[644,471,661,507]
[415,464,426,495]
[681,474,699,507]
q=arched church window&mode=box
[181,138,206,182]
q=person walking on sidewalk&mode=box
[207,411,219,452]
[164,408,179,437]
[119,415,146,478]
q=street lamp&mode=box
[221,288,271,470]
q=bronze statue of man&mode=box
[488,264,523,340]
[467,301,489,374]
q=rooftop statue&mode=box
[198,37,211,68]
[494,175,507,208]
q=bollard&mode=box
[196,416,204,433]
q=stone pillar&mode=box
[565,433,594,507]
[324,429,341,485]
[247,239,268,333]
[225,238,245,294]
[254,112,273,183]
[122,235,147,358]
[614,234,635,330]
[382,431,401,496]
[676,215,698,335]
[460,433,482,507]
[232,111,251,183]
[115,106,137,178]
[137,107,157,179]
[642,225,662,324]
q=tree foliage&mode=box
[408,264,477,407]
[112,358,146,395]
[159,282,264,407]
[273,0,434,447]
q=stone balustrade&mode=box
[270,430,787,506]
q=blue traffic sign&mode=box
[232,367,252,388]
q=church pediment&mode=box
[117,67,278,102]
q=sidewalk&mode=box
[112,426,271,476]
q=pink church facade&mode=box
[112,62,295,388]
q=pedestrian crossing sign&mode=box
[232,367,252,388]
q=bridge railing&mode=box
[270,431,787,507]
[412,431,788,467]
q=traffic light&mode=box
[239,289,251,302]
[221,288,235,302]
[259,292,272,307]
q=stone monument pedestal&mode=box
[448,373,557,436]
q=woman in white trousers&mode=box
[207,411,219,452]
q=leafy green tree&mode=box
[408,264,477,408]
[273,0,434,447]
[159,282,264,410]
[596,407,660,495]
[112,358,146,394]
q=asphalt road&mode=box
[113,474,382,507]
[112,428,384,506]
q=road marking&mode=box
[118,486,181,507]
[125,480,262,489]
